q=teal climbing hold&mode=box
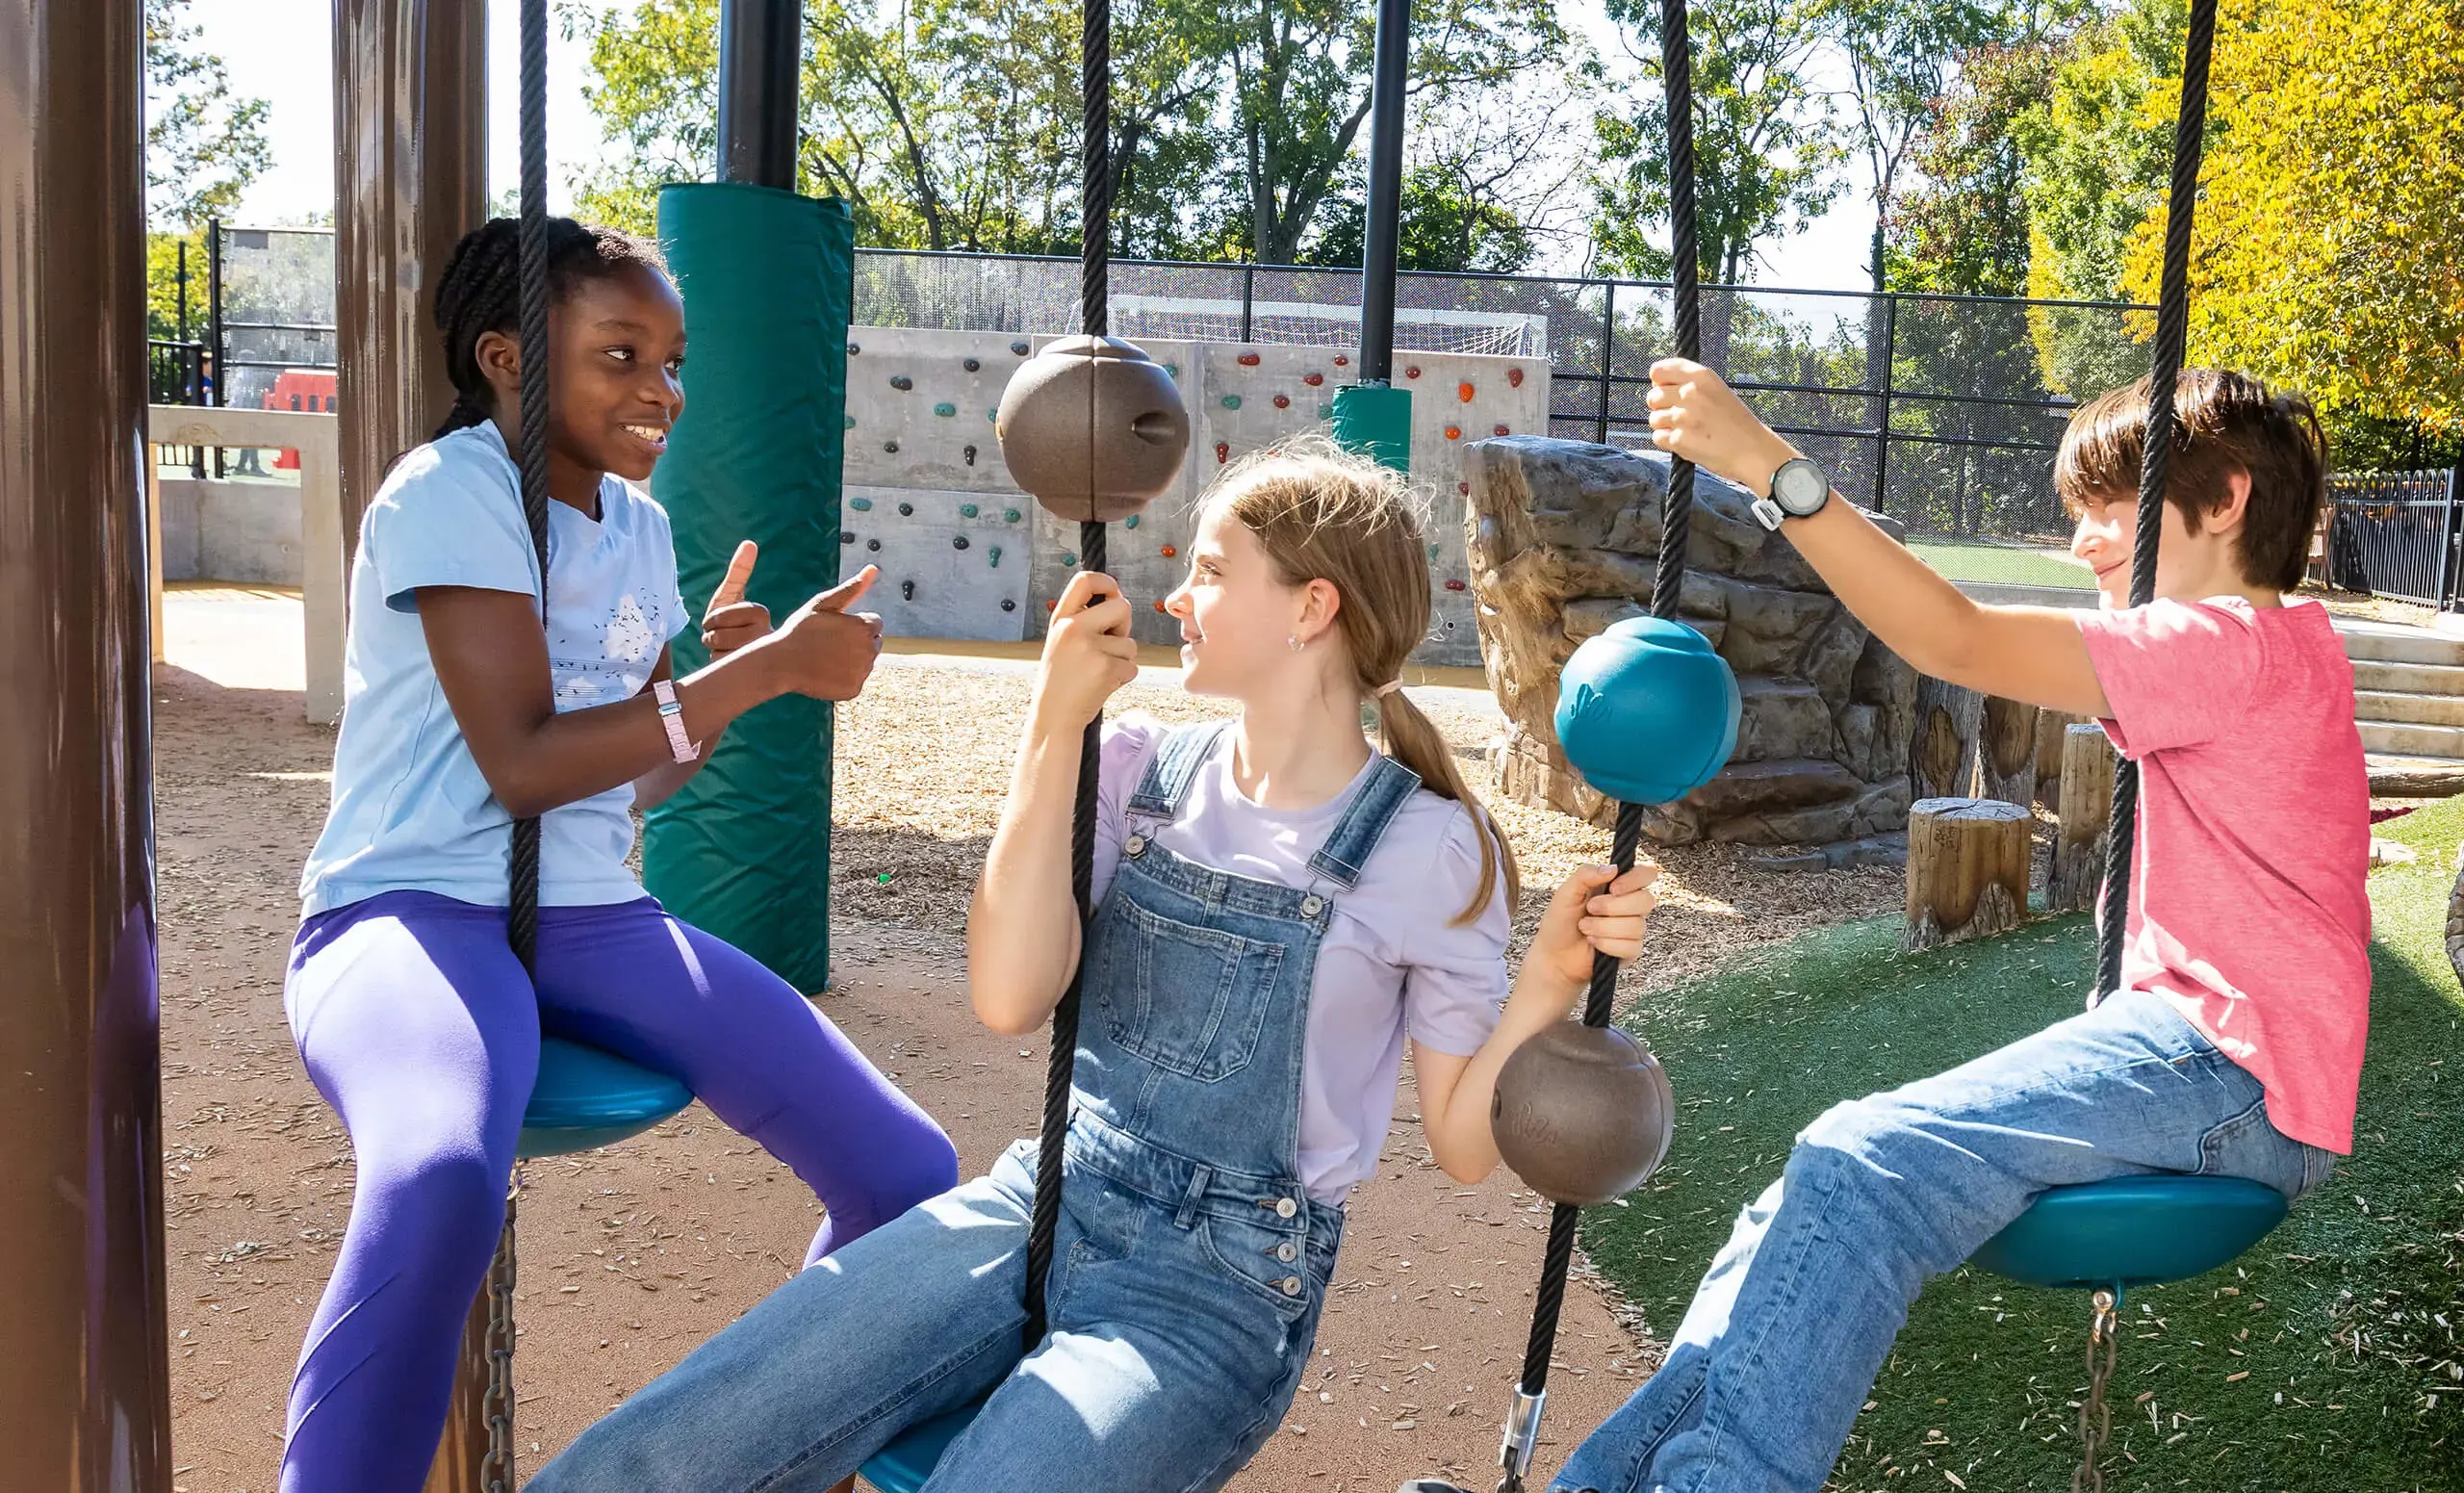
[1124,514,1141,529]
[960,503,979,518]
[1062,552,1077,567]
[1221,394,1242,410]
[1428,543,1440,560]
[987,408,998,421]
[934,401,958,418]
[1003,508,1021,523]
[988,546,1003,568]
[851,498,873,512]
[844,415,856,428]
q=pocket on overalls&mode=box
[1091,895,1286,1082]
[1194,1209,1317,1321]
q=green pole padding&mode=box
[1331,381,1412,473]
[643,183,851,993]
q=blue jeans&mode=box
[1553,989,2335,1493]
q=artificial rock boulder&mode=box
[1466,436,1916,847]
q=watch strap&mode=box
[652,678,700,763]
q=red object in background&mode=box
[1302,373,1323,387]
[1333,354,1349,367]
[1444,425,1462,440]
[1237,351,1261,366]
[262,368,338,469]
[1458,382,1476,401]
[1161,545,1178,557]
[1272,394,1290,409]
[1445,579,1467,591]
[1458,482,1470,495]
[1494,424,1510,436]
[1403,366,1421,379]
[2371,805,2418,824]
[1153,600,1167,612]
[1507,368,1525,388]
[1215,441,1230,463]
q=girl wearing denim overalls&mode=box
[536,441,1663,1491]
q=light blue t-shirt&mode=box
[298,423,690,914]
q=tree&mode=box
[1588,0,1841,285]
[2119,0,2464,450]
[1887,40,2062,296]
[144,0,273,230]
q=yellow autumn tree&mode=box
[2120,0,2464,448]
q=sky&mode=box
[183,0,1878,292]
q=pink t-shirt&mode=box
[2076,597,2371,1152]
[1091,716,1513,1202]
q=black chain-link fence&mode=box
[855,248,2154,543]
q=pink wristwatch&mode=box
[652,679,700,762]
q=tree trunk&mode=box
[2034,709,2079,811]
[1979,695,2041,806]
[2372,763,2464,798]
[1909,675,1982,801]
[1904,797,2032,952]
[2444,862,2464,988]
[2050,723,2118,914]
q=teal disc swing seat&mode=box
[1971,1174,2288,1292]
[518,1036,694,1162]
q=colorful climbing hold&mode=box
[1046,599,1059,611]
[851,497,874,511]
[1333,354,1349,367]
[1221,394,1242,409]
[1404,365,1421,379]
[1165,363,1179,378]
[1506,367,1525,388]
[889,374,912,391]
[1215,442,1230,463]
[844,414,856,429]
[1302,373,1323,387]
[1457,482,1471,496]
[1494,424,1510,436]
[1445,425,1463,440]
[960,502,979,518]
[1427,544,1440,560]
[1237,351,1261,366]
[1458,382,1476,401]
[1003,508,1021,523]
[1445,579,1467,591]
[962,356,981,373]
[1062,552,1077,567]
[1272,394,1290,409]
[988,545,1002,567]
[1124,513,1141,529]
[934,401,958,418]
[987,408,998,422]
[1160,545,1178,558]
[1153,600,1167,612]
[897,502,914,516]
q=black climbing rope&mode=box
[2095,0,2217,1001]
[1020,0,1115,1355]
[1492,3,1703,1487]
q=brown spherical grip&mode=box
[994,335,1192,523]
[1491,1022,1675,1207]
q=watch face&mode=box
[1775,459,1829,515]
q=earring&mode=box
[1288,634,1305,653]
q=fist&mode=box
[1645,359,1796,496]
[1531,860,1662,994]
[767,565,885,701]
[1033,571,1140,734]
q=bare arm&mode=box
[420,562,882,820]
[967,572,1141,1035]
[1647,360,2112,720]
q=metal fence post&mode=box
[2443,463,2463,611]
[1874,293,1898,516]
[207,217,225,477]
[1597,280,1616,446]
[1240,259,1254,344]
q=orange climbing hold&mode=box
[1458,382,1476,401]
[1153,600,1168,612]
[1161,545,1178,558]
[1444,425,1462,440]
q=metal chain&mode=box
[482,1178,520,1493]
[2072,1287,2118,1493]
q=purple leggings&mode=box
[277,890,956,1493]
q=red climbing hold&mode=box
[1494,425,1510,436]
[1153,600,1168,612]
[1215,442,1230,463]
[1333,354,1349,367]
[1457,481,1471,496]
[1404,366,1421,379]
[1444,425,1462,440]
[1237,351,1261,366]
[1046,600,1059,612]
[1302,373,1324,387]
[1445,579,1467,592]
[1458,382,1476,402]
[1272,394,1290,409]
[1161,545,1178,558]
[1507,368,1526,388]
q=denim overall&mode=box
[536,724,1426,1492]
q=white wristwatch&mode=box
[652,679,700,763]
[1750,456,1832,530]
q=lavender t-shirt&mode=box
[1091,716,1513,1204]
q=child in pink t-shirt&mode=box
[1544,367,2361,1493]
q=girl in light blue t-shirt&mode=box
[278,217,956,1493]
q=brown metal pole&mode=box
[0,2,172,1491]
[333,0,488,563]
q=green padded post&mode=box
[1331,381,1412,473]
[643,184,852,992]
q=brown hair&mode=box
[1212,436,1520,926]
[2053,369,2329,592]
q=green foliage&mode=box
[1590,0,1840,283]
[144,0,272,231]
[2120,0,2464,446]
[1304,166,1538,273]
[1584,794,2464,1489]
[143,226,209,345]
[1887,41,2063,297]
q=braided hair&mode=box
[430,216,669,440]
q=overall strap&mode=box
[1125,722,1229,820]
[1304,756,1424,890]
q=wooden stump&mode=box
[2050,723,2118,914]
[1980,695,2042,807]
[1910,676,1983,802]
[1905,797,2033,951]
[2034,709,2079,811]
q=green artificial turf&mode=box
[1582,801,2464,1491]
[1911,540,2097,590]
